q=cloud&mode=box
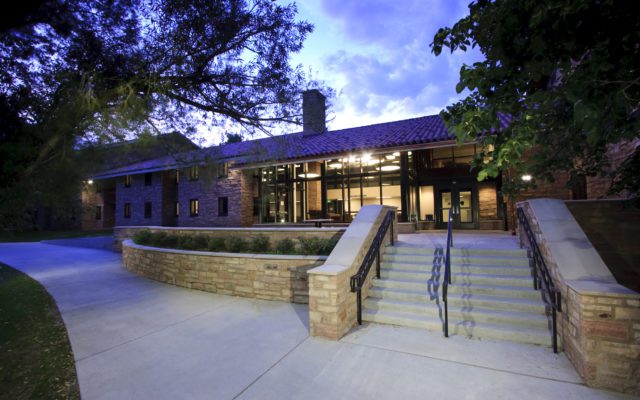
[313,0,483,129]
[319,0,468,47]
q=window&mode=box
[189,199,199,216]
[217,162,229,178]
[144,172,152,186]
[175,169,180,184]
[124,175,132,187]
[144,202,152,219]
[175,201,180,217]
[96,205,102,220]
[124,203,131,218]
[189,166,199,181]
[218,197,228,217]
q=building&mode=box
[85,90,619,231]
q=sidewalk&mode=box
[0,242,632,400]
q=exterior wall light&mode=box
[87,179,94,185]
[521,174,532,181]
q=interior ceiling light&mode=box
[385,155,396,160]
[298,173,320,179]
[361,153,372,162]
[328,163,342,169]
[377,165,401,172]
[392,152,400,156]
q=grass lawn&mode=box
[0,228,112,243]
[0,263,80,400]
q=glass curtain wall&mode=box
[258,151,405,224]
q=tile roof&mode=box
[92,113,511,179]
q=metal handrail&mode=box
[517,207,562,353]
[442,209,453,337]
[350,210,396,325]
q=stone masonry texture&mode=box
[308,206,398,340]
[123,240,323,303]
[519,201,640,395]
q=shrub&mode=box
[298,237,321,255]
[275,238,296,254]
[248,234,270,253]
[298,237,338,255]
[207,237,226,252]
[133,230,153,245]
[192,235,209,251]
[158,234,178,248]
[319,237,339,255]
[178,235,195,250]
[149,232,168,247]
[225,236,246,253]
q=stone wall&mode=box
[177,167,254,227]
[308,205,398,340]
[518,199,640,395]
[123,240,325,303]
[115,172,165,226]
[113,226,345,252]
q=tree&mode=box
[0,0,314,228]
[431,0,640,198]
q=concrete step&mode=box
[362,308,551,346]
[383,253,530,267]
[364,298,548,329]
[388,244,528,258]
[372,278,541,300]
[368,287,546,313]
[380,261,532,276]
[380,269,534,288]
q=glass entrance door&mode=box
[436,182,477,229]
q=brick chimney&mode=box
[302,89,326,135]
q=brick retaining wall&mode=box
[122,240,325,303]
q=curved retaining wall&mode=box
[122,240,326,303]
[114,226,345,252]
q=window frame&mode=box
[218,197,228,217]
[189,199,199,217]
[217,162,229,179]
[144,201,152,219]
[144,172,152,186]
[124,202,131,219]
[95,205,102,220]
[189,166,199,181]
[124,175,132,188]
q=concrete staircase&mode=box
[363,242,552,346]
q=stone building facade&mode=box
[85,90,636,231]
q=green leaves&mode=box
[432,0,640,198]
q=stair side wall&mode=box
[308,205,398,340]
[518,199,640,395]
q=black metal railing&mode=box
[442,209,453,337]
[350,210,396,325]
[517,207,562,353]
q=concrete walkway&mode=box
[0,241,633,400]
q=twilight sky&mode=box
[290,0,482,131]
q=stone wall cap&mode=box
[307,263,348,276]
[122,240,327,261]
[566,278,640,298]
